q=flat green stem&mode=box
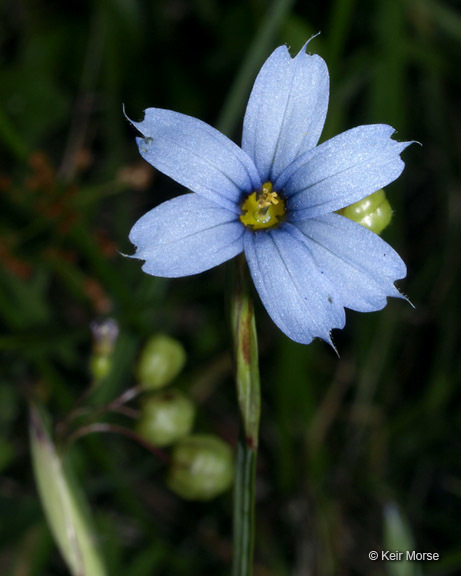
[231,255,261,576]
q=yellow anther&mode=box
[257,182,279,208]
[240,182,286,230]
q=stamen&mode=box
[257,182,279,208]
[240,182,286,230]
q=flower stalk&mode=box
[231,254,261,576]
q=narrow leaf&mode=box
[29,404,108,576]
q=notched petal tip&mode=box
[120,244,152,264]
[394,284,415,308]
[296,31,321,56]
[270,33,322,60]
[122,104,138,129]
[118,249,135,259]
[400,139,420,154]
[120,249,144,261]
[316,328,340,356]
[386,127,417,154]
[123,105,153,142]
[327,331,340,358]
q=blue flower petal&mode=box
[129,194,244,277]
[277,125,412,219]
[242,44,329,183]
[290,214,407,312]
[243,227,345,345]
[129,109,261,212]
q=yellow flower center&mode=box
[239,182,286,230]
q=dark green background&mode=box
[1,0,460,574]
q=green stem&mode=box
[231,255,261,576]
[233,442,257,576]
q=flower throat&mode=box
[240,182,286,230]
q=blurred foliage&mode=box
[1,0,460,575]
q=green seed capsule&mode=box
[337,189,393,235]
[136,390,195,447]
[167,434,234,500]
[137,334,186,390]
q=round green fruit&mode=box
[167,434,234,500]
[137,334,186,390]
[136,390,195,447]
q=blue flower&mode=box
[127,44,412,346]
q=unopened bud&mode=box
[167,434,234,500]
[90,318,119,357]
[338,189,392,235]
[137,335,186,390]
[89,318,119,381]
[136,390,195,447]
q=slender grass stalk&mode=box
[231,255,261,576]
